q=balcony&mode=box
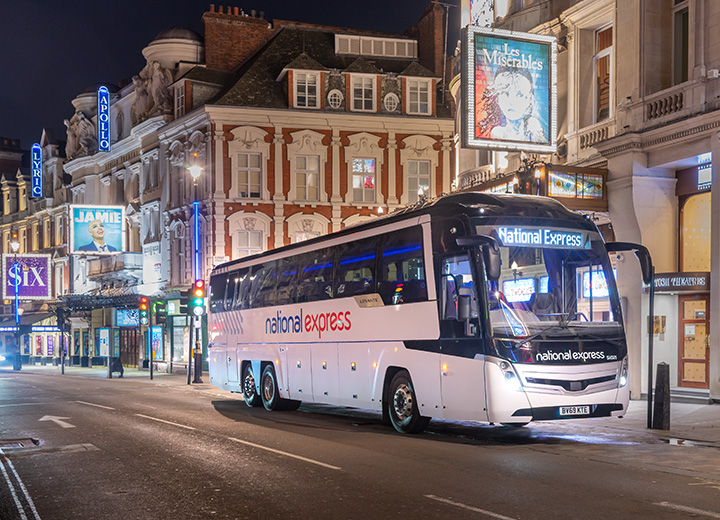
[87,252,143,282]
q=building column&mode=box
[607,150,678,399]
[387,134,398,209]
[331,131,343,232]
[709,132,720,399]
[273,130,285,248]
[441,133,452,195]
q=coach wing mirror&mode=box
[605,242,654,285]
[456,235,501,282]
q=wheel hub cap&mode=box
[393,384,413,420]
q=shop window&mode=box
[681,193,711,271]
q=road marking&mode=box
[76,400,115,410]
[425,495,517,520]
[0,448,41,520]
[135,414,196,430]
[38,416,75,429]
[654,502,720,519]
[227,437,341,471]
[0,403,45,408]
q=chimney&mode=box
[203,6,274,71]
[414,3,444,78]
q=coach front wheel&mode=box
[242,364,261,407]
[387,370,430,434]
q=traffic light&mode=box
[179,289,189,315]
[55,307,67,331]
[154,300,167,324]
[190,280,205,316]
[139,296,149,325]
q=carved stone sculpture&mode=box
[130,60,174,126]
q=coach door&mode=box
[679,295,710,389]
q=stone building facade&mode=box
[453,0,720,402]
[2,4,454,370]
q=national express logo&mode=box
[265,309,352,339]
[535,349,606,363]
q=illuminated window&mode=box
[352,158,376,202]
[295,155,319,200]
[594,26,612,122]
[351,75,375,112]
[295,72,319,109]
[407,160,430,203]
[238,230,263,257]
[237,152,262,199]
[407,79,430,114]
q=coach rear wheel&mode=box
[242,364,261,408]
[261,365,281,411]
[387,370,430,434]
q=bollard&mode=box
[652,362,671,430]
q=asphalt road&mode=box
[2,370,720,520]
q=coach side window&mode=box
[297,248,334,302]
[209,273,229,312]
[277,256,298,305]
[250,261,278,308]
[230,268,251,310]
[379,227,427,305]
[335,237,377,298]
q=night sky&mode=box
[0,0,460,152]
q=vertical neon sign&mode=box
[31,143,42,198]
[98,86,110,151]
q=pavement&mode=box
[3,363,720,447]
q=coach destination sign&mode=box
[483,226,591,249]
[653,272,710,293]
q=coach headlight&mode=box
[618,357,628,387]
[495,359,523,391]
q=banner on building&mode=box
[70,205,125,255]
[462,25,557,153]
[461,0,494,29]
[1,254,52,300]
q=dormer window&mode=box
[295,72,320,109]
[351,75,376,112]
[407,79,431,115]
[175,84,186,118]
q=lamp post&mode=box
[10,234,21,371]
[188,163,203,383]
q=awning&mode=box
[0,312,53,328]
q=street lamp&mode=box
[187,162,204,383]
[10,233,20,371]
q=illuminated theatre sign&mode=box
[491,226,590,249]
[98,86,110,152]
[461,25,557,153]
[31,143,42,198]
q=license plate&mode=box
[559,405,590,416]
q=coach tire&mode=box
[242,364,261,408]
[261,365,281,411]
[387,370,430,434]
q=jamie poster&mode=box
[462,26,557,153]
[70,205,125,254]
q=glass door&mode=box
[678,295,710,388]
